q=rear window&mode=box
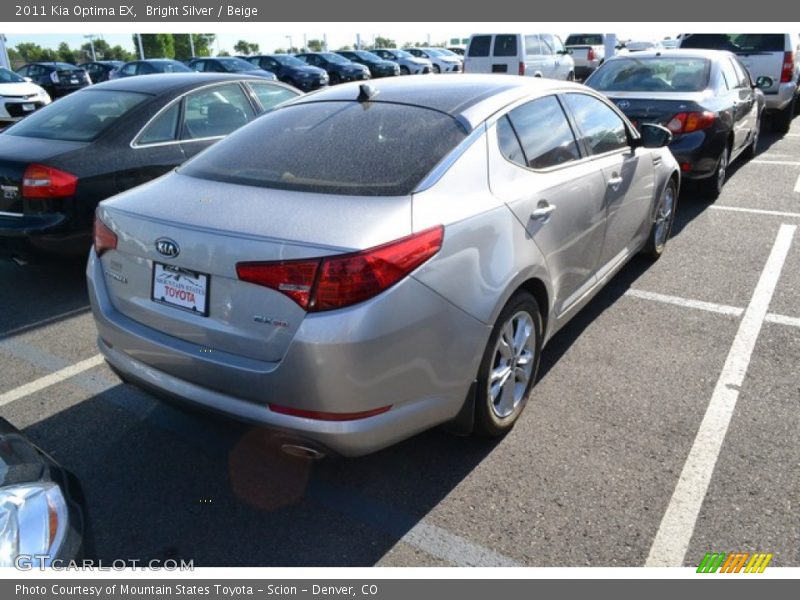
[681,33,785,53]
[587,57,711,92]
[468,36,492,57]
[566,34,603,46]
[5,89,148,142]
[493,35,518,57]
[180,101,467,196]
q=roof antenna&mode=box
[357,83,377,102]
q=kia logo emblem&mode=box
[617,100,631,109]
[155,238,180,258]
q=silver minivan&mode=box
[465,33,575,80]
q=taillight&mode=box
[781,51,794,83]
[518,61,525,76]
[49,71,59,84]
[236,225,444,312]
[587,47,596,61]
[93,214,117,256]
[665,111,715,134]
[22,164,78,199]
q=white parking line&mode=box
[795,173,800,194]
[709,205,800,219]
[764,313,800,329]
[750,160,800,166]
[624,289,743,317]
[645,223,796,567]
[0,354,104,408]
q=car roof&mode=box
[607,48,735,61]
[291,74,590,130]
[84,72,267,94]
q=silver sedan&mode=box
[88,75,679,457]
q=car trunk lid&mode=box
[604,92,708,130]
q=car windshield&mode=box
[588,57,711,92]
[319,53,351,65]
[273,55,306,67]
[0,68,25,83]
[181,101,467,196]
[4,89,148,142]
[218,58,257,72]
[680,33,785,53]
[153,61,192,73]
[566,34,604,45]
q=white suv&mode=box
[680,33,800,132]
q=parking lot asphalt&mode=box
[1,118,799,568]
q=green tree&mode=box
[15,42,46,62]
[133,34,175,59]
[373,37,396,49]
[217,49,231,57]
[273,48,286,54]
[174,34,215,60]
[107,45,134,61]
[307,39,324,52]
[57,42,78,64]
[233,40,260,55]
[337,45,352,51]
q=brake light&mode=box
[665,111,716,134]
[518,61,525,76]
[781,51,794,83]
[236,225,444,312]
[22,164,78,199]
[93,214,117,256]
[587,47,596,61]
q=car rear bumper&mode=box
[763,82,798,111]
[87,250,488,456]
[667,130,727,179]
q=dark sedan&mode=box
[243,54,329,91]
[335,50,400,78]
[586,49,769,198]
[187,57,277,80]
[80,60,125,83]
[0,417,89,567]
[0,73,301,260]
[14,62,91,98]
[109,59,193,79]
[295,52,370,85]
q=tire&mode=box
[329,72,340,85]
[743,113,761,160]
[567,71,575,82]
[641,178,678,259]
[474,292,542,436]
[773,96,795,134]
[433,64,441,74]
[400,65,410,75]
[699,144,729,200]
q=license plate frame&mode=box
[151,262,210,317]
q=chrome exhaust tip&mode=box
[280,443,326,460]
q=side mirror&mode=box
[637,123,673,149]
[754,75,773,90]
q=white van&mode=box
[464,33,575,80]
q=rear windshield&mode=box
[587,57,711,92]
[680,33,785,53]
[5,89,148,142]
[154,61,192,73]
[566,34,603,46]
[468,36,492,57]
[217,57,258,72]
[272,55,305,67]
[493,35,518,57]
[181,101,467,196]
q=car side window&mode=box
[502,95,581,169]
[122,63,137,76]
[553,36,566,53]
[731,58,752,88]
[563,93,629,155]
[191,61,205,72]
[247,82,299,111]
[181,83,255,140]
[718,58,738,90]
[496,116,526,165]
[137,102,181,145]
[139,63,156,74]
[468,36,492,57]
[263,58,279,70]
[539,34,555,56]
[524,36,543,56]
[15,66,28,77]
[28,65,44,78]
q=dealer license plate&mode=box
[22,103,34,111]
[151,263,209,316]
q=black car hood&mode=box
[0,134,88,164]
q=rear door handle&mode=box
[530,203,557,222]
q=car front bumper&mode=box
[763,81,798,112]
[87,250,488,456]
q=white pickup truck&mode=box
[564,33,607,80]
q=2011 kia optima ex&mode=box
[87,75,680,457]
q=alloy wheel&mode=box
[488,311,536,419]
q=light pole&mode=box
[188,33,195,58]
[286,35,293,53]
[136,33,145,59]
[84,34,97,61]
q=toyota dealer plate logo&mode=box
[155,238,180,258]
[617,100,631,109]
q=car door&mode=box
[730,57,758,152]
[179,82,258,158]
[552,35,571,79]
[490,34,518,74]
[465,35,493,73]
[488,95,609,316]
[562,92,656,274]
